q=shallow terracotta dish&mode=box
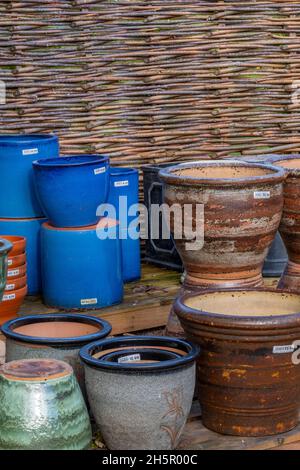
[174,288,300,437]
[0,285,27,324]
[7,263,27,280]
[5,275,27,292]
[7,253,26,269]
[0,235,26,256]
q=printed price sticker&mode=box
[254,191,270,199]
[5,284,15,291]
[3,293,16,301]
[7,269,19,277]
[118,354,141,364]
[7,259,12,266]
[22,148,39,156]
[273,345,295,354]
[114,180,129,188]
[94,167,106,175]
[80,298,98,306]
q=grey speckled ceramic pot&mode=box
[0,358,91,450]
[1,314,111,394]
[80,336,199,450]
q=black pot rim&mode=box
[0,239,13,256]
[32,154,109,169]
[1,314,112,347]
[159,161,286,187]
[100,347,182,368]
[79,335,199,372]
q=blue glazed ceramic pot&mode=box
[32,155,110,227]
[0,134,59,218]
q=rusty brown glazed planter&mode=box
[268,156,300,291]
[159,161,285,291]
[174,288,300,437]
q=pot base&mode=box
[278,261,300,291]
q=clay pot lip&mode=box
[42,217,119,232]
[268,155,300,175]
[110,167,138,177]
[0,358,73,382]
[0,134,58,146]
[100,347,182,368]
[1,313,112,346]
[159,161,286,187]
[5,275,27,291]
[32,154,109,169]
[79,335,199,373]
[7,253,26,267]
[0,238,12,256]
[174,287,300,329]
[2,285,28,299]
[0,235,25,255]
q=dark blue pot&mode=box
[41,220,123,310]
[107,167,141,282]
[0,217,46,295]
[33,155,110,228]
[0,134,59,218]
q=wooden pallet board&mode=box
[178,402,300,451]
[19,263,181,335]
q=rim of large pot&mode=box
[268,155,300,176]
[79,335,199,373]
[1,314,112,347]
[32,154,109,169]
[174,288,300,330]
[0,238,13,256]
[110,167,138,177]
[159,161,286,187]
[0,134,58,146]
[100,348,182,368]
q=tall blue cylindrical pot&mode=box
[0,135,59,218]
[107,168,141,282]
[41,220,123,310]
[0,217,46,295]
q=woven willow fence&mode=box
[1,1,300,166]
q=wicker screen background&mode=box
[1,1,300,166]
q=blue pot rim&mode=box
[1,314,112,347]
[110,167,138,177]
[0,134,58,146]
[32,154,109,168]
[0,238,12,255]
[79,335,199,373]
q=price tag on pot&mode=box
[7,269,19,277]
[22,148,39,156]
[273,345,295,354]
[80,298,98,306]
[7,259,12,266]
[254,191,270,199]
[5,284,15,291]
[3,293,15,301]
[94,167,106,175]
[114,180,129,188]
[118,354,141,364]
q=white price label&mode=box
[254,191,270,199]
[80,298,98,306]
[5,284,15,291]
[7,269,19,277]
[3,293,15,301]
[7,259,12,266]
[114,180,129,188]
[118,354,141,364]
[94,167,106,175]
[22,148,39,156]
[273,345,295,354]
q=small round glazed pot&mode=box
[174,288,300,437]
[268,155,300,291]
[32,155,110,227]
[0,285,27,324]
[0,359,91,450]
[0,238,12,302]
[0,235,26,256]
[159,161,285,290]
[0,217,46,294]
[5,275,27,292]
[80,336,199,450]
[1,314,112,392]
[0,134,59,218]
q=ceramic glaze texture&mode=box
[175,288,300,437]
[33,155,109,228]
[0,359,91,450]
[85,364,195,450]
[159,162,285,290]
[0,134,59,218]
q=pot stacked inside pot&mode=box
[159,157,300,438]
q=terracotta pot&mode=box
[174,288,300,437]
[7,263,27,280]
[0,285,27,324]
[5,275,27,292]
[268,156,300,291]
[159,161,285,290]
[80,336,199,450]
[0,235,26,256]
[0,238,12,302]
[0,358,91,450]
[1,313,112,394]
[7,253,26,269]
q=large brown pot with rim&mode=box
[268,155,300,291]
[159,161,285,290]
[174,288,300,437]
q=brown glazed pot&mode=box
[269,156,300,291]
[174,288,300,437]
[159,161,285,290]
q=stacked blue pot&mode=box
[33,155,124,310]
[0,135,58,294]
[107,167,141,282]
